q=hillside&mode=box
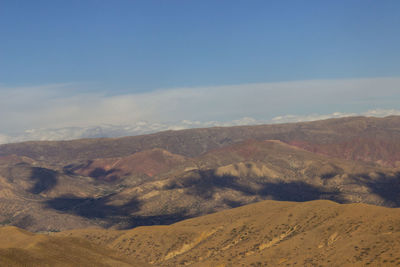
[68,148,193,182]
[0,226,148,266]
[2,199,400,266]
[0,137,399,232]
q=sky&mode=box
[0,1,400,143]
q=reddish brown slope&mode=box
[1,116,399,167]
[289,137,400,167]
[71,148,191,181]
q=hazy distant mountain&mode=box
[1,116,399,166]
[0,118,262,145]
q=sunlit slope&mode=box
[58,199,400,266]
[0,226,148,267]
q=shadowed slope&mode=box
[0,160,111,232]
[1,138,400,232]
[45,140,400,232]
[163,140,399,207]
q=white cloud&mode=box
[270,109,400,123]
[0,134,11,145]
[362,109,400,117]
[0,77,399,143]
[271,112,356,123]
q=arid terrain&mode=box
[3,0,399,265]
[2,200,400,266]
[0,116,400,266]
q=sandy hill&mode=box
[0,226,148,266]
[1,199,399,266]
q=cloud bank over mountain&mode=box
[1,109,399,144]
[1,77,399,143]
[271,109,400,123]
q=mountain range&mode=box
[0,116,400,266]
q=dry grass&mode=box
[53,199,400,266]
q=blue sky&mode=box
[0,1,400,142]
[1,0,400,91]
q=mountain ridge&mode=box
[1,116,399,167]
